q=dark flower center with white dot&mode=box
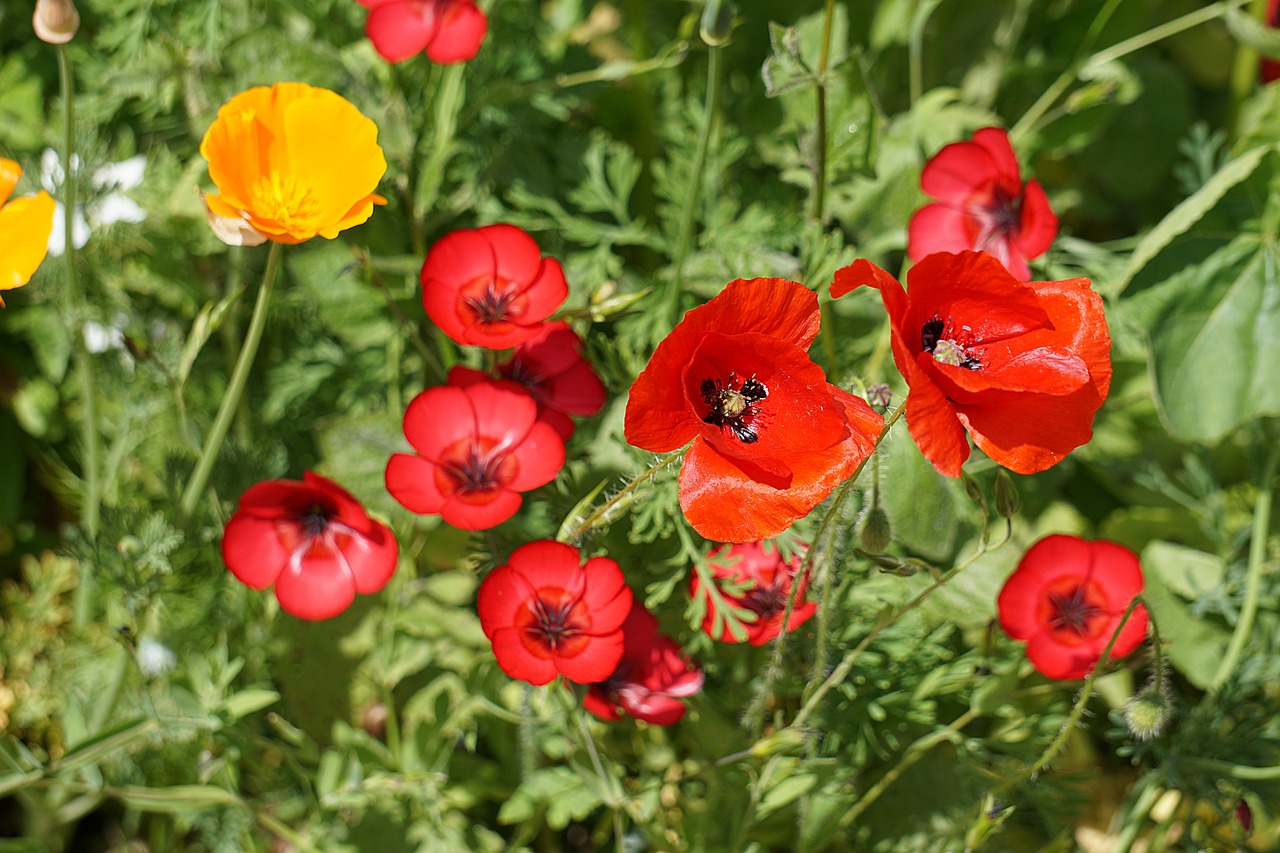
[1048,585,1101,636]
[701,372,768,443]
[921,314,980,371]
[464,284,516,324]
[526,597,582,649]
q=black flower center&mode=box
[444,447,503,494]
[464,285,516,325]
[920,314,980,371]
[527,597,582,649]
[701,372,768,444]
[743,582,788,619]
[1048,585,1101,636]
[300,503,332,537]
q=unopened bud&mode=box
[34,0,80,44]
[700,0,734,46]
[749,727,806,758]
[994,471,1020,518]
[1123,688,1173,741]
[857,506,893,554]
[1235,799,1252,837]
[962,475,985,505]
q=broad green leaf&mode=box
[1110,144,1274,296]
[497,766,602,829]
[758,772,818,818]
[1140,541,1232,690]
[221,688,280,721]
[882,431,958,562]
[1142,235,1280,442]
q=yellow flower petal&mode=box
[0,190,56,301]
[0,158,20,207]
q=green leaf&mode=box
[221,688,280,721]
[114,784,242,814]
[1142,235,1280,441]
[1140,541,1232,690]
[1225,7,1280,58]
[882,431,958,562]
[497,767,602,829]
[1110,144,1274,296]
[758,772,818,818]
[53,718,158,773]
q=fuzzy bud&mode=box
[700,0,734,46]
[857,506,893,554]
[1123,688,1173,741]
[33,0,80,44]
[994,470,1020,518]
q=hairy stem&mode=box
[561,451,683,543]
[178,242,284,524]
[810,0,837,223]
[669,42,724,307]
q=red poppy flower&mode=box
[584,601,704,725]
[385,368,565,530]
[477,540,632,685]
[625,278,883,543]
[907,127,1057,281]
[356,0,487,65]
[832,251,1111,477]
[222,472,399,620]
[496,321,607,440]
[691,542,817,645]
[421,224,568,349]
[998,534,1148,680]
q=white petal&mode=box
[93,194,147,226]
[92,155,146,191]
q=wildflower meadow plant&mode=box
[7,1,1280,851]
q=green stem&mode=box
[1228,0,1272,142]
[178,242,284,524]
[416,64,465,233]
[1112,775,1162,853]
[59,45,100,630]
[1211,442,1279,690]
[560,451,682,543]
[669,42,723,306]
[810,0,837,223]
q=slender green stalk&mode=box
[669,42,724,305]
[178,242,284,523]
[1211,442,1279,690]
[560,451,682,543]
[1228,0,1272,142]
[810,0,837,223]
[1112,775,1162,853]
[416,64,465,235]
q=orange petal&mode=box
[0,158,21,207]
[0,191,56,296]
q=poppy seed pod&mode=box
[33,0,80,44]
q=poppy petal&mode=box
[903,361,972,477]
[556,632,625,684]
[274,550,357,621]
[1025,630,1095,680]
[970,127,1024,198]
[920,139,1002,204]
[482,223,543,288]
[340,520,399,594]
[907,202,981,262]
[1016,179,1058,260]
[958,382,1105,474]
[505,421,565,491]
[579,557,632,634]
[221,514,290,589]
[365,1,436,62]
[489,626,560,685]
[440,487,522,530]
[425,1,488,63]
[385,452,447,514]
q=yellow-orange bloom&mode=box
[0,159,56,307]
[200,83,387,245]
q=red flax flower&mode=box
[498,321,607,440]
[832,251,1111,477]
[478,541,632,685]
[907,127,1057,281]
[386,368,565,530]
[222,472,399,620]
[584,601,704,725]
[356,0,487,65]
[625,278,882,543]
[998,534,1148,680]
[421,224,568,349]
[691,542,817,645]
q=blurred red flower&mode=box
[356,0,487,64]
[998,534,1148,680]
[385,368,565,530]
[222,472,398,620]
[478,541,632,685]
[625,278,882,543]
[421,224,568,349]
[833,251,1111,477]
[498,321,607,440]
[584,601,704,725]
[907,127,1057,281]
[691,542,817,645]
[1263,0,1280,83]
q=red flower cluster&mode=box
[421,224,568,349]
[908,127,1057,282]
[356,0,487,65]
[222,472,399,620]
[478,541,632,685]
[997,534,1148,680]
[625,278,882,543]
[385,367,565,530]
[833,251,1111,477]
[691,542,816,645]
[584,602,704,725]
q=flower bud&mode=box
[1123,687,1173,741]
[700,0,734,47]
[857,506,893,554]
[994,470,1020,518]
[1235,799,1252,837]
[33,0,80,44]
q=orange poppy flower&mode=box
[625,278,882,543]
[199,83,387,245]
[832,251,1111,477]
[0,159,56,307]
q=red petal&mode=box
[933,345,1089,396]
[222,514,288,589]
[401,385,479,460]
[579,556,632,635]
[920,139,1003,204]
[460,377,538,447]
[273,550,357,620]
[508,322,583,378]
[583,688,623,721]
[440,488,522,530]
[970,127,1023,198]
[365,2,435,63]
[385,452,447,514]
[903,252,1051,346]
[957,380,1105,474]
[425,1,488,64]
[513,259,569,328]
[504,421,565,491]
[1015,179,1057,260]
[907,203,980,262]
[903,361,971,477]
[489,626,560,685]
[998,534,1096,640]
[506,540,590,598]
[341,519,399,594]
[477,561,535,637]
[1024,630,1095,680]
[422,228,497,340]
[556,632,625,684]
[481,224,543,287]
[536,359,606,417]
